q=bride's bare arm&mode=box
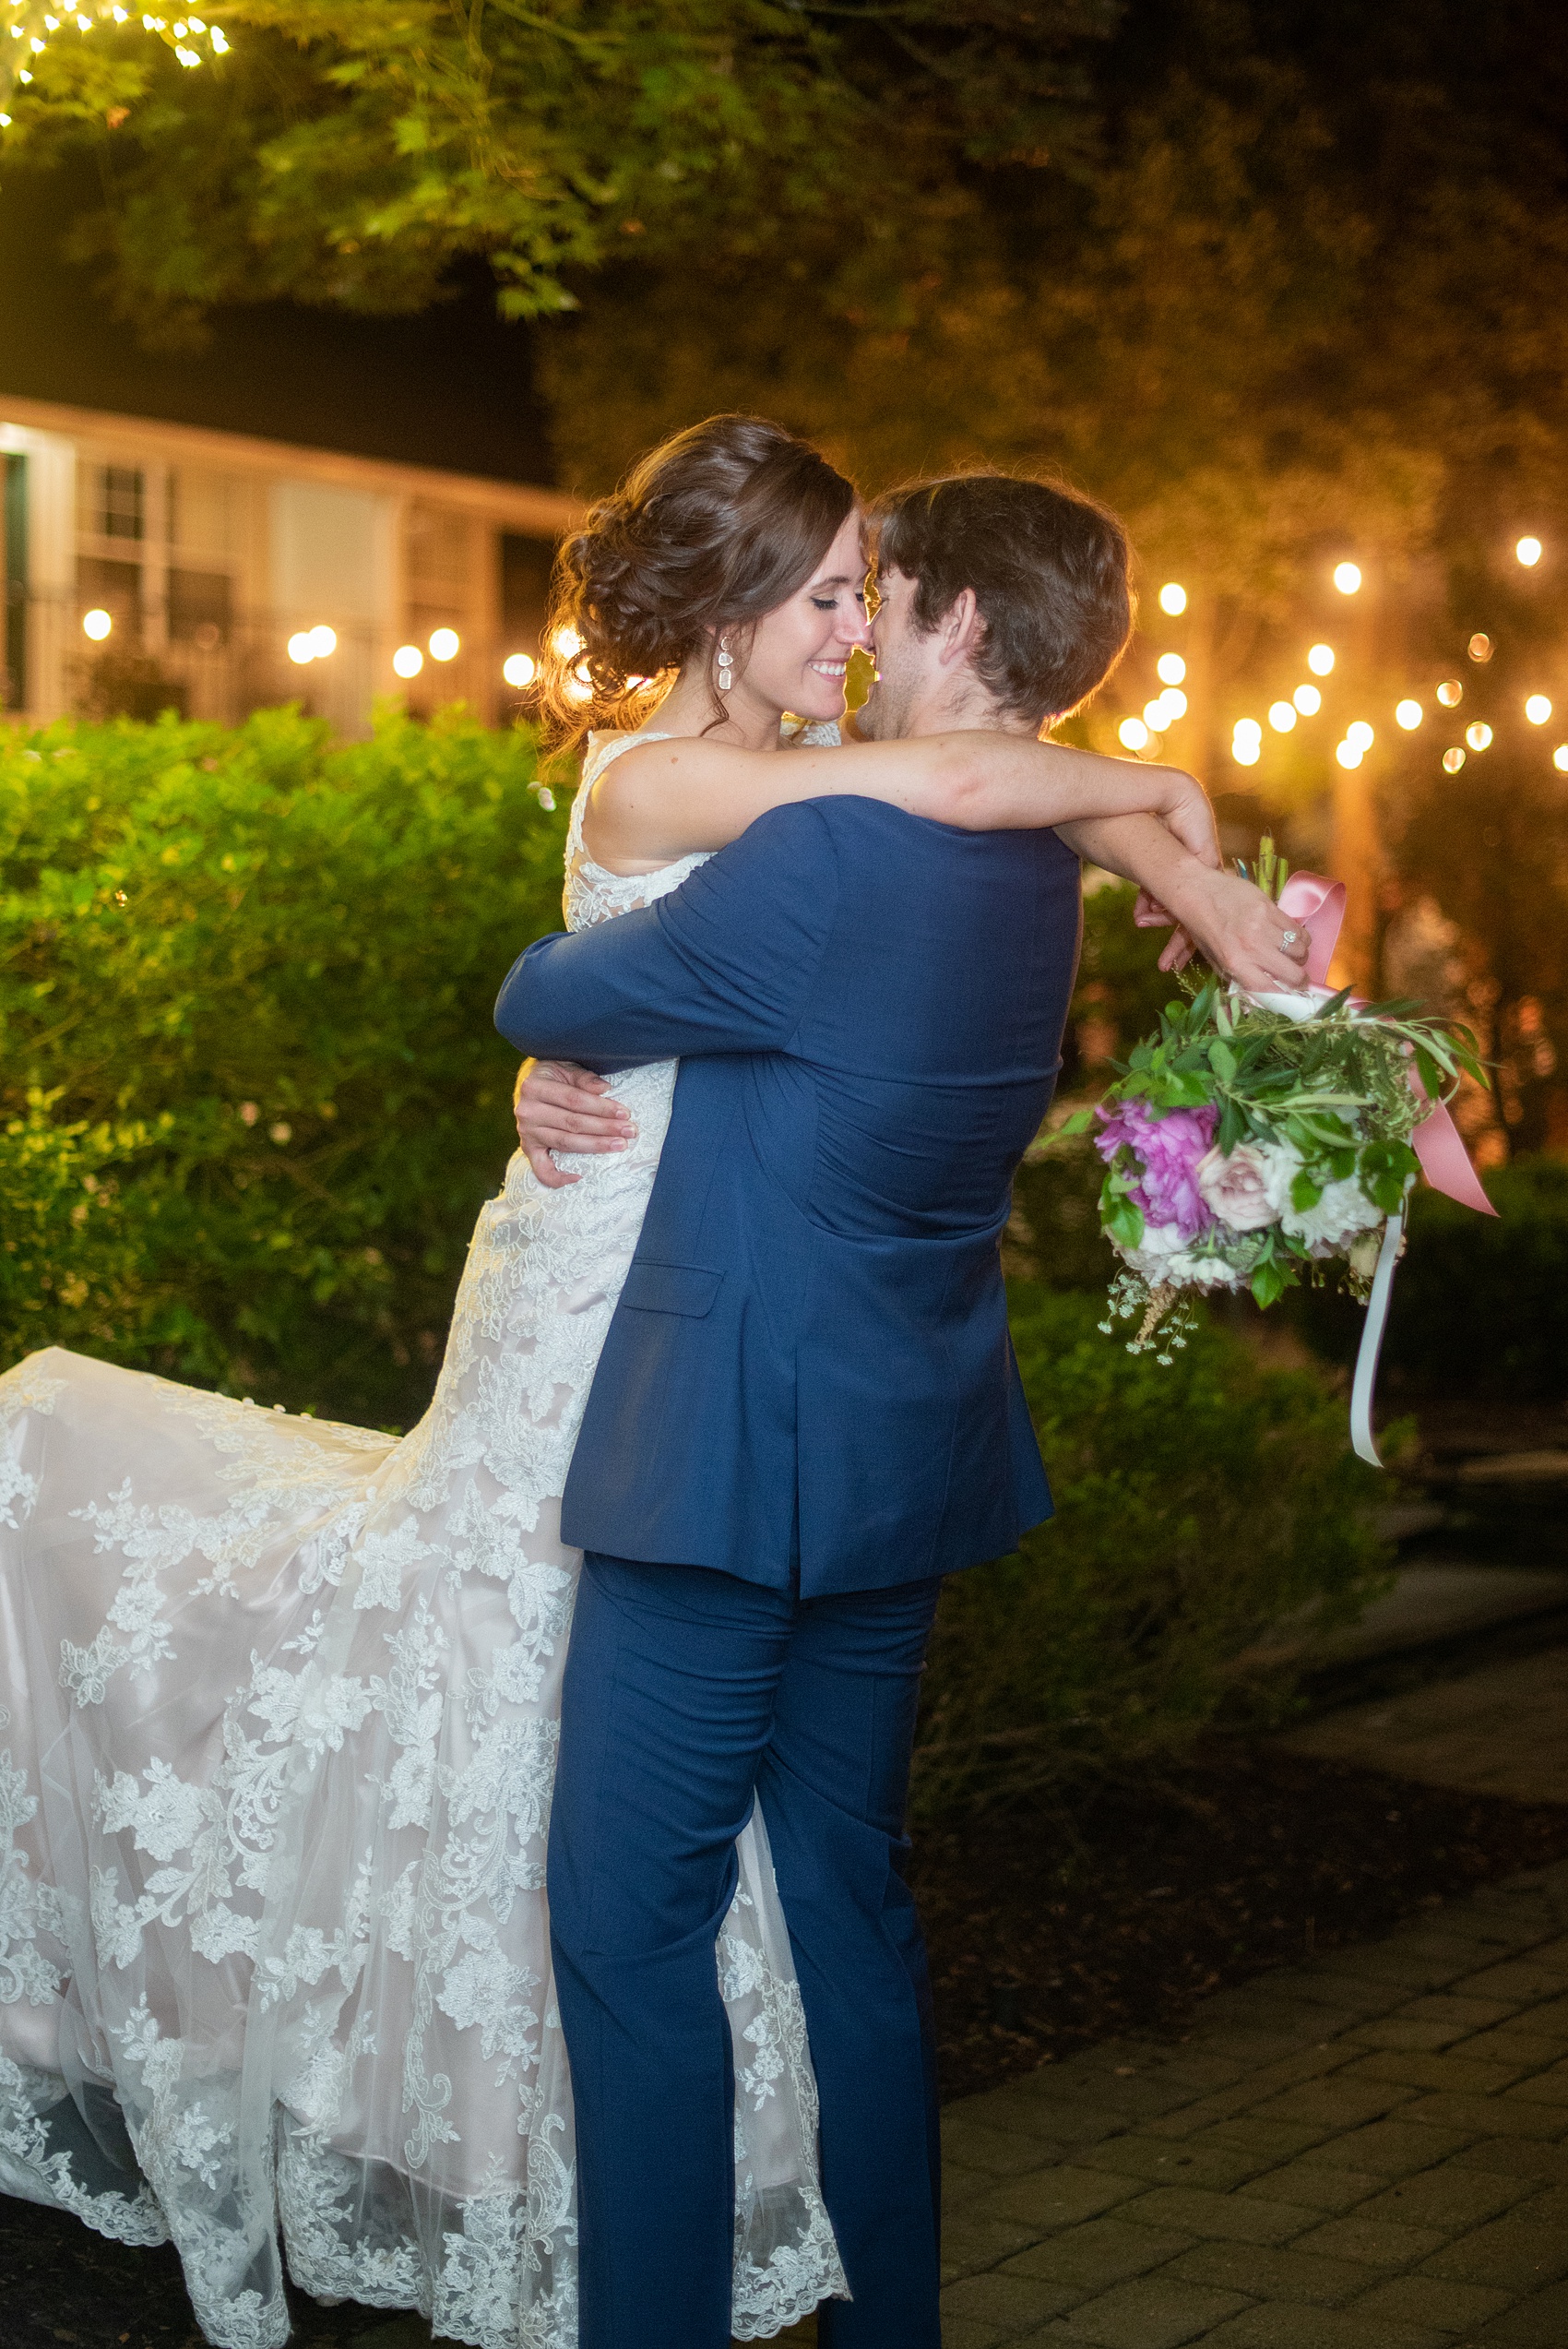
[582,732,1217,874]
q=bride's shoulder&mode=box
[782,719,843,749]
[580,726,676,790]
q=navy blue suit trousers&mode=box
[547,1555,944,2349]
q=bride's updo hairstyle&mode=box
[540,414,858,742]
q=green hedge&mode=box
[1,707,566,1425]
[911,1288,1385,1816]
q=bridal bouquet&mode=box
[1055,843,1494,1462]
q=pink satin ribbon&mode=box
[1275,872,1345,989]
[1274,873,1497,1217]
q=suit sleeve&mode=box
[494,800,838,1066]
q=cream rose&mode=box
[1193,1139,1299,1232]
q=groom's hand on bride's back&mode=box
[513,1059,636,1187]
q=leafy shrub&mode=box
[912,1287,1386,1818]
[1,707,566,1425]
[0,1093,160,1362]
[1287,1153,1568,1401]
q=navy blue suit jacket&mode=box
[494,795,1082,1596]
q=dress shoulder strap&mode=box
[579,728,675,790]
[570,731,676,861]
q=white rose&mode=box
[1281,1172,1384,1256]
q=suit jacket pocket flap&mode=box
[619,1261,724,1318]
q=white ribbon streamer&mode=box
[1349,1187,1412,1467]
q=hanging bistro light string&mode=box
[1127,540,1563,786]
[1,3,229,120]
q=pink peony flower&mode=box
[1194,1139,1298,1231]
[1095,1100,1218,1242]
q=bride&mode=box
[2,415,1228,2349]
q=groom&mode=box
[495,472,1305,2349]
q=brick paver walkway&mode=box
[921,1859,1568,2349]
[1277,1650,1568,1806]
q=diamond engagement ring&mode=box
[1279,927,1301,948]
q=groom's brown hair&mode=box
[871,472,1133,728]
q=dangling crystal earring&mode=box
[717,637,734,693]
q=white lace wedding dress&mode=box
[0,730,847,2348]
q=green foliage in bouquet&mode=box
[911,1285,1387,1818]
[0,707,567,1425]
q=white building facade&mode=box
[1,396,577,733]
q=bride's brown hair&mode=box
[540,414,858,744]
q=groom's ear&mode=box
[935,586,984,671]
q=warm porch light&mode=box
[393,645,423,678]
[81,607,113,641]
[429,628,460,662]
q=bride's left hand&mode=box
[1147,868,1312,991]
[514,1058,636,1187]
[1133,888,1199,971]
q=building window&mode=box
[169,566,233,649]
[406,500,470,640]
[77,555,144,645]
[94,465,146,543]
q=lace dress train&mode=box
[0,732,847,2346]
